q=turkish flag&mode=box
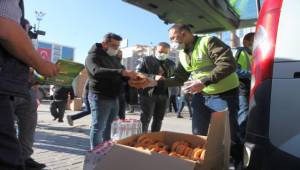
[37,48,52,62]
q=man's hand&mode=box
[128,73,157,89]
[35,60,59,77]
[128,78,157,89]
[183,80,205,94]
[121,69,137,79]
[155,75,165,81]
[143,78,158,88]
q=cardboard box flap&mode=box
[202,111,231,170]
[95,144,197,170]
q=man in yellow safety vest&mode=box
[131,24,243,167]
[235,32,255,140]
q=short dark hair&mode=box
[168,24,192,33]
[243,32,255,42]
[21,18,30,30]
[103,32,122,42]
[158,42,170,48]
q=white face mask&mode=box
[170,42,185,50]
[106,47,118,56]
[155,52,168,60]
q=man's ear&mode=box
[102,42,108,50]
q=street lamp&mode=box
[32,11,46,49]
[35,10,46,30]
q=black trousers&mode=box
[118,93,126,119]
[140,95,169,132]
[50,100,67,120]
[169,95,178,112]
[69,96,90,121]
[0,95,24,170]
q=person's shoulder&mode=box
[142,55,156,63]
[166,59,175,65]
[206,36,229,48]
[235,47,247,55]
[87,43,107,59]
[0,0,23,23]
[144,55,155,60]
[206,35,219,43]
[87,43,98,54]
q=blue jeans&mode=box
[238,95,248,125]
[191,90,242,164]
[176,95,192,117]
[238,95,249,140]
[191,90,241,143]
[88,92,119,149]
[70,95,91,120]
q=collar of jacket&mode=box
[184,36,199,54]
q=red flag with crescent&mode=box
[37,48,52,62]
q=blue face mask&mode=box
[171,42,185,50]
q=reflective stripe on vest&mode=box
[179,36,239,94]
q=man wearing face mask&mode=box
[235,32,255,140]
[85,33,137,149]
[136,42,175,132]
[132,24,243,168]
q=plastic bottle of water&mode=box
[111,119,143,141]
[136,119,143,134]
[111,119,120,141]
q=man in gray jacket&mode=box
[85,33,137,149]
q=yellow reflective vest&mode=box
[179,36,239,94]
[236,49,253,71]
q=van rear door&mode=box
[122,0,260,33]
[269,0,300,158]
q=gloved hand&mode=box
[183,80,205,94]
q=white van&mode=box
[244,0,300,169]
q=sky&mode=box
[24,0,171,64]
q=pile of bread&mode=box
[126,135,206,161]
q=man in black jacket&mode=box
[50,86,75,122]
[136,42,175,132]
[85,33,136,149]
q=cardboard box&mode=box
[74,69,88,97]
[70,97,83,111]
[86,111,230,170]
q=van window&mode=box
[229,0,264,20]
